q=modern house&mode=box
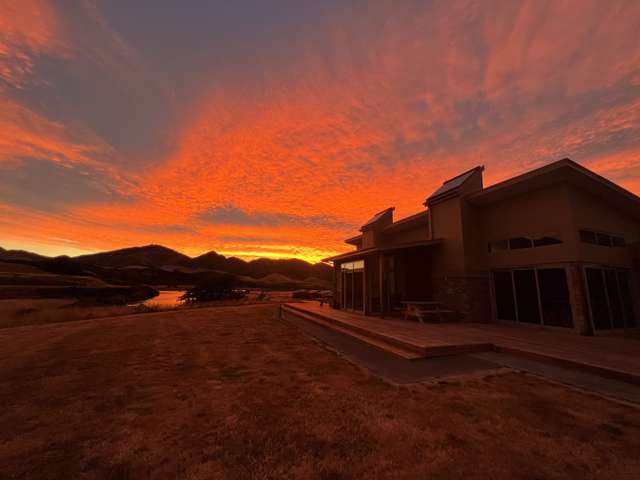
[323,158,640,335]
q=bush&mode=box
[181,274,246,303]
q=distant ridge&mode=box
[2,244,332,282]
[0,248,47,262]
[75,244,191,268]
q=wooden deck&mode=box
[282,302,640,385]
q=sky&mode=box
[1,0,639,262]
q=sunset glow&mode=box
[1,1,639,262]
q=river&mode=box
[140,290,185,307]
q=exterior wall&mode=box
[478,184,577,270]
[428,170,488,321]
[334,263,342,308]
[569,186,639,267]
[333,168,640,333]
[473,182,640,332]
[432,274,490,322]
[475,184,595,333]
[430,198,466,275]
[362,230,376,249]
[633,243,640,325]
[385,223,429,245]
[566,264,594,335]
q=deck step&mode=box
[283,304,428,355]
[281,305,424,360]
[283,304,640,386]
[284,303,496,359]
[283,304,496,359]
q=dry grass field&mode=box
[0,295,290,330]
[0,299,163,329]
[1,304,639,479]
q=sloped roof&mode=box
[322,239,442,263]
[345,234,363,246]
[468,158,640,220]
[361,207,394,230]
[426,166,484,204]
[383,210,429,233]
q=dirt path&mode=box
[1,305,639,479]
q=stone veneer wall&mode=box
[432,274,491,322]
[566,264,593,335]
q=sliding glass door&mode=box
[341,260,365,313]
[493,267,573,328]
[585,267,635,331]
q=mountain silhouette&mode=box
[2,244,332,283]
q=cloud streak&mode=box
[1,0,639,261]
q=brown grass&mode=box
[0,304,639,479]
[0,296,294,329]
[0,299,165,329]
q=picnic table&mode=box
[318,292,333,307]
[401,301,452,323]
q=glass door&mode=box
[493,267,573,328]
[341,260,365,313]
[585,267,635,331]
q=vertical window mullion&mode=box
[614,269,627,330]
[534,268,544,326]
[601,268,613,330]
[511,270,519,323]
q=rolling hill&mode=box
[75,245,192,268]
[74,244,332,281]
[1,244,333,289]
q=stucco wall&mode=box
[568,186,640,267]
[385,224,429,245]
[477,183,578,269]
[430,198,466,275]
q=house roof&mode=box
[468,158,640,220]
[383,210,429,233]
[344,234,363,246]
[360,207,394,231]
[322,238,441,263]
[425,166,484,204]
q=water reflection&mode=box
[141,290,185,307]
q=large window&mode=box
[579,229,625,248]
[341,260,364,312]
[513,270,540,324]
[341,260,364,271]
[493,271,516,321]
[538,269,574,328]
[493,268,573,328]
[585,267,635,330]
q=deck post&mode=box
[379,254,385,317]
[363,260,368,315]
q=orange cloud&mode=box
[0,0,71,89]
[0,98,114,167]
[1,1,639,262]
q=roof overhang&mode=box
[467,158,640,221]
[425,165,484,206]
[360,207,394,231]
[322,238,442,263]
[344,234,363,246]
[383,210,429,233]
